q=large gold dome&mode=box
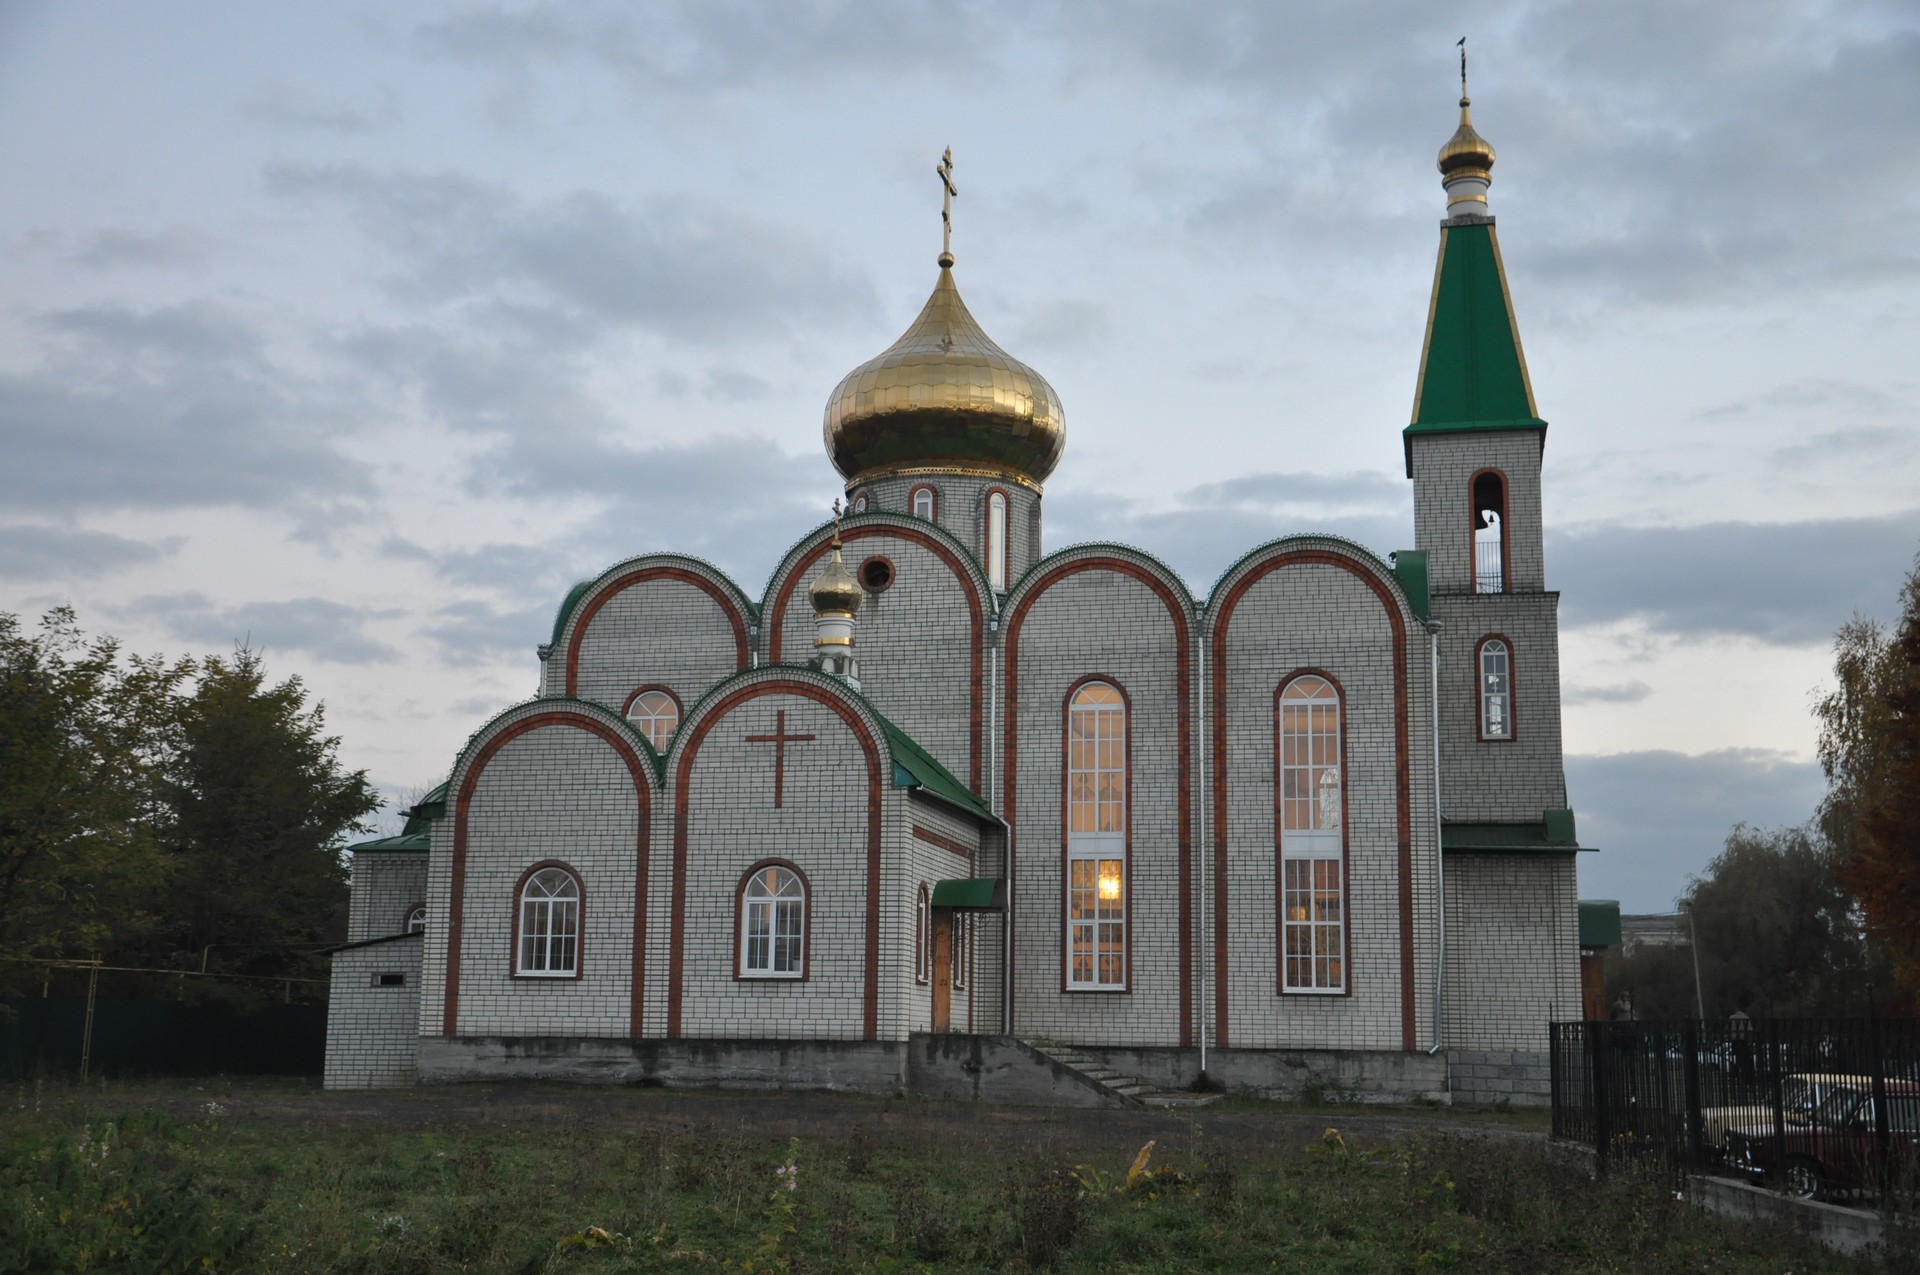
[823,263,1065,490]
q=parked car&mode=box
[1722,1080,1920,1201]
[1699,1073,1871,1150]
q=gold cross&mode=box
[936,146,957,263]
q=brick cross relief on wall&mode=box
[745,710,816,808]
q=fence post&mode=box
[78,960,102,1082]
[1682,1018,1704,1171]
[1868,1016,1891,1190]
[1591,1020,1612,1173]
[1768,1018,1786,1189]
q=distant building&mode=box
[327,89,1591,1106]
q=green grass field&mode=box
[0,1078,1906,1273]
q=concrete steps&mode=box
[1026,1043,1225,1109]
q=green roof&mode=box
[931,878,1006,910]
[345,830,430,855]
[1404,220,1545,474]
[550,580,595,647]
[1390,549,1430,622]
[1443,809,1590,854]
[1579,900,1623,949]
[877,714,997,825]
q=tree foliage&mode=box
[1814,551,1920,999]
[0,609,192,992]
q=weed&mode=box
[1001,1156,1086,1269]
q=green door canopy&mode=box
[931,878,1005,911]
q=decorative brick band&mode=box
[911,823,975,862]
[565,566,751,696]
[442,712,654,1038]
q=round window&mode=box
[859,557,894,592]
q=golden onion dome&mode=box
[1437,97,1496,184]
[808,542,863,618]
[822,262,1065,491]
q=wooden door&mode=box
[931,910,953,1032]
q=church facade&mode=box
[325,96,1588,1105]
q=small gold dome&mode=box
[822,264,1065,490]
[1437,97,1496,184]
[808,543,863,618]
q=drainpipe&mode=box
[1197,610,1210,1078]
[990,612,1013,1036]
[1424,618,1446,1055]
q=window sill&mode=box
[738,971,807,982]
[513,970,579,980]
[1063,985,1130,994]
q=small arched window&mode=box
[517,866,580,977]
[625,688,681,751]
[851,492,868,513]
[1067,680,1126,989]
[986,491,1009,591]
[1472,471,1506,594]
[915,884,932,984]
[1479,638,1513,740]
[1278,675,1343,993]
[910,485,937,521]
[405,904,427,936]
[740,864,805,978]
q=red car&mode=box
[1722,1080,1920,1201]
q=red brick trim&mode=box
[620,684,683,750]
[1003,556,1192,1041]
[1059,675,1134,994]
[768,525,985,792]
[1469,468,1511,595]
[509,860,586,981]
[983,486,1012,589]
[1475,633,1519,743]
[1272,671,1353,998]
[1210,551,1413,1050]
[732,858,812,982]
[857,555,897,594]
[564,567,750,696]
[442,712,653,1038]
[911,823,974,862]
[668,680,884,1040]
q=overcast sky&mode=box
[3,1,1916,913]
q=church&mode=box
[325,91,1588,1107]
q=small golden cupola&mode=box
[822,147,1065,493]
[807,501,863,689]
[1437,41,1496,216]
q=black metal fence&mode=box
[0,998,327,1079]
[1550,1018,1920,1205]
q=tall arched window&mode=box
[625,688,681,751]
[1472,471,1506,594]
[986,490,1009,590]
[1479,637,1513,740]
[517,866,580,977]
[911,485,937,521]
[740,863,806,979]
[915,883,931,984]
[1067,680,1126,989]
[1278,675,1344,993]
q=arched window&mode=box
[851,492,868,513]
[915,884,932,984]
[517,866,580,977]
[1067,680,1126,989]
[624,688,681,751]
[910,485,937,521]
[1278,675,1343,993]
[951,914,968,990]
[740,863,805,978]
[1472,471,1506,594]
[986,490,1009,591]
[1479,637,1513,740]
[405,904,427,936]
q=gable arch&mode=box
[439,699,657,1039]
[1204,536,1417,1052]
[666,668,889,1041]
[559,554,756,699]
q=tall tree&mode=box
[150,647,379,990]
[1815,551,1920,1000]
[0,609,193,993]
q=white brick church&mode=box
[326,95,1588,1105]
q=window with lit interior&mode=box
[517,866,580,977]
[741,864,805,978]
[1279,675,1344,992]
[1479,638,1512,740]
[911,485,936,521]
[626,689,680,751]
[986,491,1008,590]
[1067,680,1126,988]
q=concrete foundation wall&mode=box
[1446,1047,1551,1107]
[419,1035,910,1093]
[1077,1044,1451,1104]
[907,1034,1126,1108]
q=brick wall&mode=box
[346,852,427,943]
[549,556,751,710]
[325,936,422,1089]
[1411,432,1546,594]
[1431,591,1567,822]
[848,473,1040,585]
[1443,851,1579,1051]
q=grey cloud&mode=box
[267,165,877,345]
[704,369,774,402]
[421,599,550,668]
[124,593,403,665]
[1771,427,1912,471]
[1180,470,1409,515]
[240,82,390,133]
[1698,378,1903,423]
[67,228,207,270]
[1562,680,1654,707]
[1568,748,1827,913]
[1552,510,1920,643]
[431,542,575,592]
[0,524,182,581]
